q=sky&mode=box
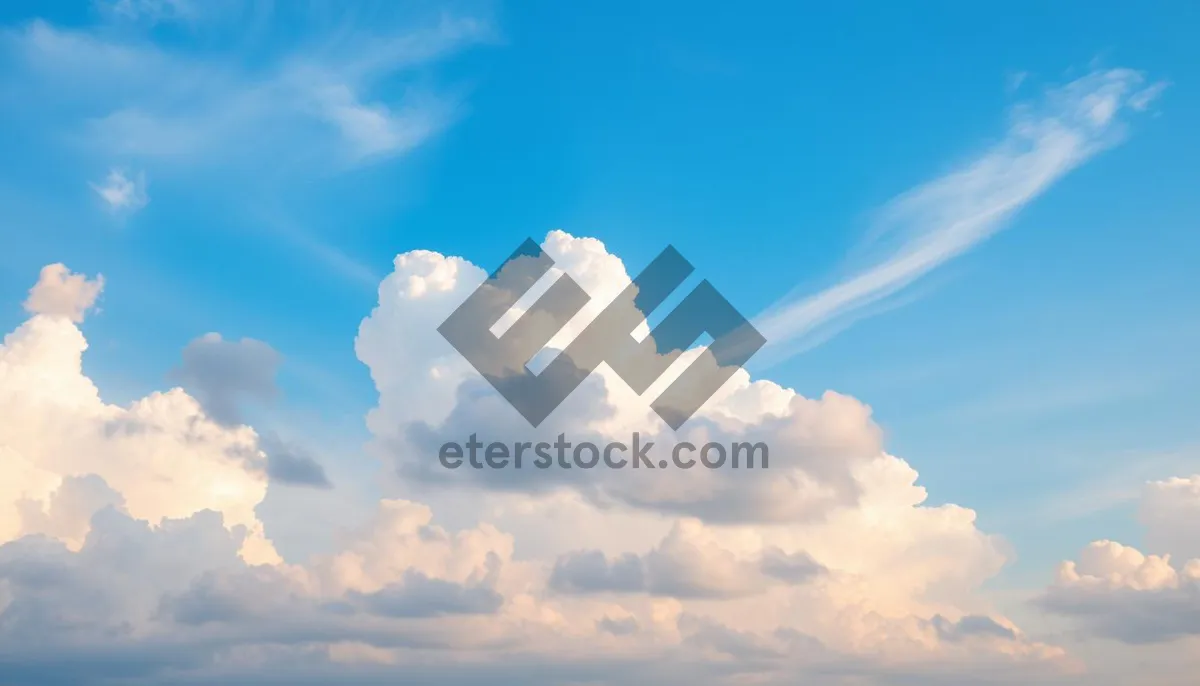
[0,1,1199,684]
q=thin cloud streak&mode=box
[251,208,382,290]
[754,68,1166,367]
[2,10,492,287]
[4,12,491,167]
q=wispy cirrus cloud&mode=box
[0,5,495,285]
[4,10,493,168]
[754,68,1167,365]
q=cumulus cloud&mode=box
[1039,476,1200,645]
[1039,540,1200,644]
[89,168,148,213]
[360,230,882,524]
[347,231,1064,678]
[22,263,103,323]
[0,252,1074,684]
[1,270,276,563]
[15,473,125,549]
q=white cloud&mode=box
[1039,475,1200,651]
[89,168,148,213]
[1039,540,1200,645]
[2,266,276,563]
[308,82,452,161]
[22,262,104,323]
[753,68,1167,365]
[349,231,1069,675]
[0,252,1076,684]
[357,230,884,523]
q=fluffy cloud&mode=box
[350,232,1064,675]
[0,246,1071,684]
[1039,476,1200,645]
[360,230,882,524]
[1,269,275,563]
[22,263,104,323]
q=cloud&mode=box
[0,253,1075,684]
[3,12,491,168]
[172,332,281,425]
[348,231,1061,673]
[1,9,493,287]
[753,68,1167,364]
[549,520,824,598]
[171,336,338,490]
[169,335,337,490]
[1038,540,1200,644]
[1,272,278,563]
[549,549,646,594]
[360,231,882,524]
[15,474,126,547]
[89,167,148,213]
[932,614,1018,643]
[1140,475,1200,562]
[1038,476,1200,644]
[22,263,104,323]
[352,569,504,618]
[0,11,494,291]
[260,434,334,490]
[303,78,455,162]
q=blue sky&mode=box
[2,0,1199,635]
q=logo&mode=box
[438,239,766,430]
